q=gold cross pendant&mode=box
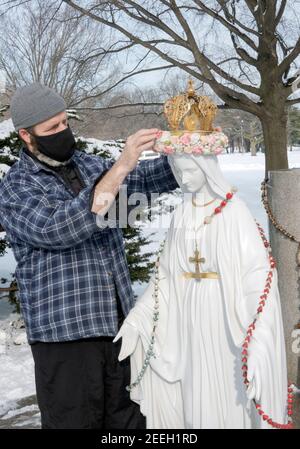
[183,247,219,280]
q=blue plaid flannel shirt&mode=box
[0,147,178,344]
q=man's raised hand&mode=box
[119,128,159,173]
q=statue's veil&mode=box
[167,153,232,199]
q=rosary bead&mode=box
[204,216,212,224]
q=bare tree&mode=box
[243,117,264,156]
[287,107,300,151]
[0,0,152,108]
[59,0,300,172]
[230,113,264,155]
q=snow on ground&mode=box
[0,314,37,427]
[220,149,300,229]
[0,118,14,140]
[0,164,10,179]
[1,142,300,428]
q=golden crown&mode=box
[163,79,218,134]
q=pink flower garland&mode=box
[153,129,228,155]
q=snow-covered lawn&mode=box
[0,118,14,140]
[0,316,39,428]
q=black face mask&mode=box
[30,125,76,162]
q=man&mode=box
[0,82,178,429]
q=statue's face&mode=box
[168,154,206,193]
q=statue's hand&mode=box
[246,356,262,402]
[113,322,139,361]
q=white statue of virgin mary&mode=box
[113,151,290,429]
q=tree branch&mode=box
[72,102,163,111]
[168,1,259,94]
[67,101,231,112]
[278,37,300,76]
[63,0,261,116]
[192,0,258,51]
[275,0,287,26]
[216,0,260,37]
[230,33,258,67]
[0,0,32,17]
[115,0,189,49]
[287,97,300,106]
[69,64,176,107]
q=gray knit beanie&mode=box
[10,82,67,131]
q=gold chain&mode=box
[192,196,217,208]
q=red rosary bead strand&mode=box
[241,221,294,429]
[212,189,235,216]
[206,191,294,429]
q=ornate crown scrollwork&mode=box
[163,79,218,134]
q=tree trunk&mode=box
[250,141,257,156]
[261,107,289,172]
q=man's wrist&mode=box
[89,170,108,212]
[91,161,128,214]
[115,154,136,177]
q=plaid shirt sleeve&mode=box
[125,155,179,196]
[0,179,101,250]
[90,155,178,201]
[0,155,177,250]
[89,155,178,213]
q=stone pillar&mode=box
[268,169,300,427]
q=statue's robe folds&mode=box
[117,196,288,429]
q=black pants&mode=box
[30,298,146,429]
